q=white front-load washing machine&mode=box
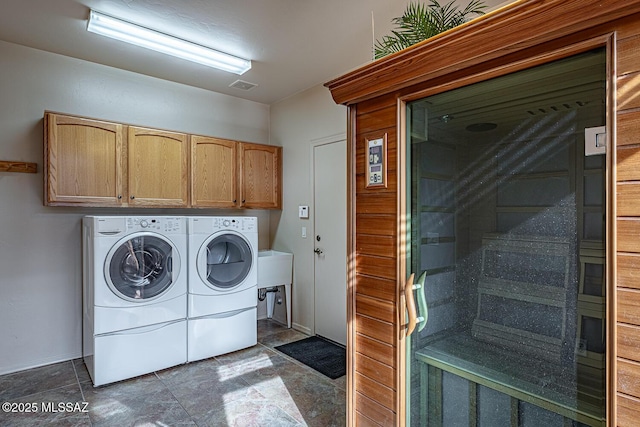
[187,216,258,362]
[83,216,187,386]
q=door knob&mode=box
[314,248,323,255]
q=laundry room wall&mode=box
[270,84,347,334]
[0,40,272,375]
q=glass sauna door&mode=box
[405,49,607,427]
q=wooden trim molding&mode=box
[347,105,357,427]
[325,0,640,106]
[606,31,618,427]
[0,161,37,173]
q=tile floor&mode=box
[0,320,346,426]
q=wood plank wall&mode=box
[353,94,398,426]
[615,22,640,427]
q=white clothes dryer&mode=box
[83,216,187,386]
[187,216,258,362]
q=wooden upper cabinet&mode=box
[127,126,189,207]
[191,135,238,208]
[44,113,124,206]
[239,142,282,209]
[44,112,281,209]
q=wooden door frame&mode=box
[397,98,409,426]
[395,34,617,426]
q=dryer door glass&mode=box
[204,234,253,290]
[107,235,174,301]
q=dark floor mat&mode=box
[274,336,346,379]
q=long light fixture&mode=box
[87,10,251,75]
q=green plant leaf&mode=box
[374,0,486,59]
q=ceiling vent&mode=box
[229,80,258,91]
[527,100,588,116]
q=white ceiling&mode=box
[0,0,508,105]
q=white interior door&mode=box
[313,139,347,345]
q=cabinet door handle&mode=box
[117,195,122,199]
[130,195,135,200]
[233,199,237,203]
[242,199,246,203]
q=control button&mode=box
[140,220,149,228]
[223,220,231,227]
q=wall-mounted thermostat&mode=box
[366,134,387,188]
[298,205,309,219]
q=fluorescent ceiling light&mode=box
[87,10,251,75]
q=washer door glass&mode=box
[203,234,253,290]
[106,234,176,301]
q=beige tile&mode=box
[259,329,310,348]
[0,383,90,427]
[0,361,76,401]
[0,327,346,426]
[81,374,194,426]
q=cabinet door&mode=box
[128,126,188,207]
[191,136,238,208]
[239,143,282,209]
[44,113,124,206]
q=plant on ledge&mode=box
[374,0,487,59]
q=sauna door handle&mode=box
[404,273,417,337]
[404,272,428,337]
[415,271,428,332]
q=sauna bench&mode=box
[415,333,605,427]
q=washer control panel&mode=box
[126,217,184,233]
[212,217,257,232]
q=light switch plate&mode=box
[298,205,309,219]
[585,126,606,156]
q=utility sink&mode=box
[257,250,293,328]
[258,250,293,287]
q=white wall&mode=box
[0,40,272,375]
[270,85,347,334]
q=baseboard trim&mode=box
[292,322,312,335]
[0,352,81,376]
